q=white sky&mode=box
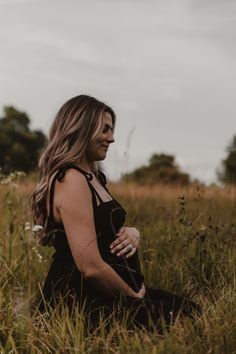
[0,0,236,184]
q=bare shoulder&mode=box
[47,168,92,224]
[59,168,88,187]
[56,168,92,207]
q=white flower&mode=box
[32,224,43,232]
[0,171,26,185]
[200,225,207,231]
[16,171,26,177]
[24,222,31,231]
[1,177,11,185]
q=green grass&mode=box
[0,174,236,353]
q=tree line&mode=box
[0,106,46,174]
[0,105,235,185]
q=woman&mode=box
[31,95,200,330]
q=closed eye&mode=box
[102,124,114,134]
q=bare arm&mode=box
[57,170,143,299]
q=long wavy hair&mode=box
[30,94,116,246]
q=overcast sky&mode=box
[0,0,236,184]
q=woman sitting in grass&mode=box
[31,94,200,330]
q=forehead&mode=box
[102,111,113,126]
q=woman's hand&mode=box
[135,283,146,299]
[110,227,140,258]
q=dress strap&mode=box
[58,164,104,205]
[48,164,103,224]
[56,163,93,182]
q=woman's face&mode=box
[86,111,115,162]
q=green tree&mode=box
[219,135,236,184]
[149,153,175,169]
[0,106,47,174]
[122,153,190,185]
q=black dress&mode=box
[38,164,200,330]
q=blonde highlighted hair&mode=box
[30,94,116,245]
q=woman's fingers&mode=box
[116,244,137,257]
[124,246,137,258]
[110,233,127,250]
[110,238,137,257]
[110,226,140,256]
[110,238,129,253]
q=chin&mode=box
[96,154,106,161]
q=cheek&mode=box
[89,139,99,150]
[88,140,103,156]
[94,136,103,144]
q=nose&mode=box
[107,130,115,144]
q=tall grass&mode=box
[0,174,236,353]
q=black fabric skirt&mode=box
[38,283,200,333]
[37,257,200,331]
[83,287,201,331]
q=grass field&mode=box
[0,173,236,353]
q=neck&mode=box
[77,157,93,173]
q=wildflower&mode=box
[16,171,26,177]
[32,246,43,263]
[200,225,207,231]
[24,222,31,231]
[32,224,43,232]
[1,177,11,185]
[0,171,26,185]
